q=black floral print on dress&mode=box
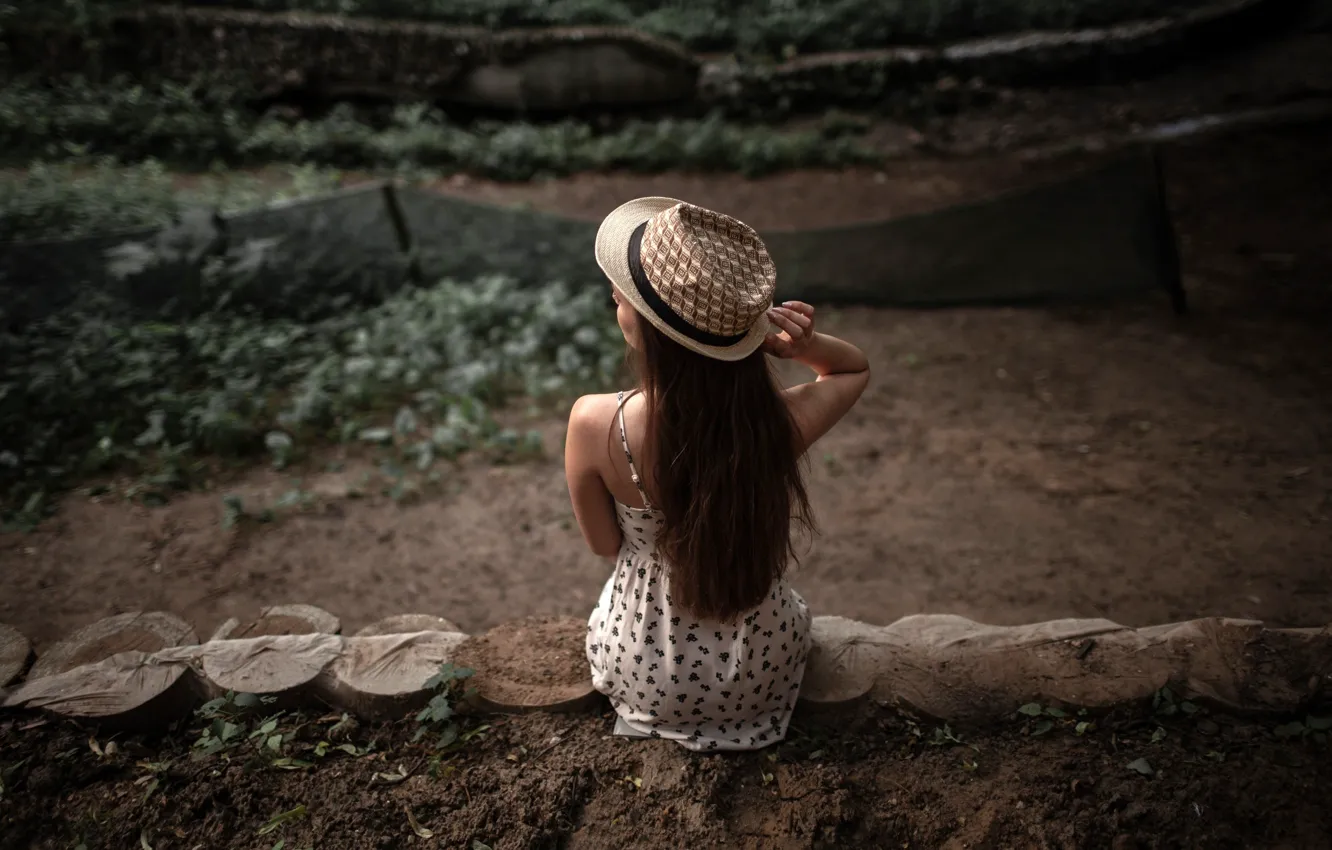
[585,390,812,752]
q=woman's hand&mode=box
[761,301,816,359]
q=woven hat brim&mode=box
[595,196,771,363]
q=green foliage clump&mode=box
[0,159,343,242]
[0,79,879,180]
[138,0,1205,55]
[0,271,624,527]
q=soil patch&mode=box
[1,702,1328,849]
[455,617,594,709]
[1,113,1330,655]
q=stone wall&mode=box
[2,605,1329,730]
[0,0,1304,115]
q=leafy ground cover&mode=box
[1,687,1328,848]
[150,0,1206,55]
[0,160,343,242]
[0,266,625,529]
[0,79,878,180]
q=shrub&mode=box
[0,159,343,242]
[0,79,879,180]
[0,270,624,527]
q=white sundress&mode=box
[585,391,812,752]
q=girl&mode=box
[565,197,870,751]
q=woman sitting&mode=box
[565,198,870,751]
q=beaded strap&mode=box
[616,390,653,510]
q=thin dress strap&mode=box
[616,390,653,510]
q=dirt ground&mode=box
[3,700,1330,849]
[3,120,1329,650]
[3,25,1332,651]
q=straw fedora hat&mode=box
[595,197,776,362]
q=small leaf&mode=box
[1305,716,1332,731]
[1180,701,1198,715]
[358,427,393,444]
[1075,721,1094,736]
[1126,758,1154,776]
[256,805,307,836]
[266,734,283,752]
[1274,722,1306,739]
[1044,707,1067,718]
[372,765,410,785]
[1030,719,1054,737]
[1151,727,1166,744]
[1017,703,1043,717]
[473,842,494,850]
[406,808,434,839]
[271,758,312,771]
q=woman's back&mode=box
[585,391,812,750]
[567,197,869,750]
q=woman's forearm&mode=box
[793,332,869,379]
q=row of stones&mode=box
[0,0,1294,115]
[2,607,1329,731]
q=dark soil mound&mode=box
[2,701,1328,848]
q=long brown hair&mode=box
[630,322,815,623]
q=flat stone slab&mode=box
[181,634,345,704]
[802,614,1332,719]
[315,631,469,720]
[3,650,196,730]
[28,612,197,680]
[210,604,340,641]
[0,624,34,688]
[354,615,463,637]
[453,616,601,713]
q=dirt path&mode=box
[1,122,1328,649]
[2,702,1329,849]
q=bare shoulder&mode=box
[567,393,621,437]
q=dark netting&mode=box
[0,153,1180,333]
[219,183,412,319]
[0,225,182,330]
[764,150,1180,308]
[394,188,600,288]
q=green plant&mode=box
[1017,702,1071,737]
[1,269,623,525]
[0,158,342,241]
[0,79,878,180]
[413,662,476,748]
[192,691,280,757]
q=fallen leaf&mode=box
[1017,703,1043,717]
[406,808,434,839]
[372,765,410,785]
[257,805,307,836]
[1126,758,1154,777]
